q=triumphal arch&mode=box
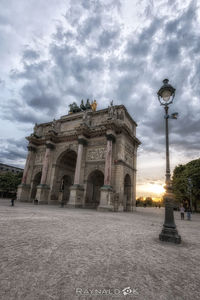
[17,102,141,211]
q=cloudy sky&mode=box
[0,0,200,197]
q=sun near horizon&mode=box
[136,182,165,199]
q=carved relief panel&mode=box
[125,142,134,167]
[86,147,106,161]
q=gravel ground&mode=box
[0,199,199,300]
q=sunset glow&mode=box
[137,183,165,197]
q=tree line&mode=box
[0,172,23,198]
[172,158,200,212]
[136,197,163,207]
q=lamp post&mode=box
[157,79,181,244]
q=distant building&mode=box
[18,104,141,211]
[0,163,23,174]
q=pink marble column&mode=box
[21,145,35,184]
[104,135,115,186]
[74,139,86,185]
[40,143,54,185]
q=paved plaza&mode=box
[0,199,199,300]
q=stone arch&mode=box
[30,171,42,200]
[124,173,131,211]
[50,149,77,203]
[85,170,104,208]
[54,146,78,165]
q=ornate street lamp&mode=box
[157,79,181,244]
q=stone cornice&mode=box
[26,118,141,147]
[114,159,137,171]
[27,145,36,152]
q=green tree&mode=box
[172,159,200,211]
[136,197,144,207]
[0,172,23,196]
[145,197,153,206]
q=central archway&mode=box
[85,170,104,208]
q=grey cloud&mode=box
[1,98,52,124]
[165,40,180,60]
[98,29,120,49]
[52,25,65,41]
[126,18,161,57]
[22,49,40,61]
[0,137,28,165]
[0,78,5,86]
[81,0,93,10]
[115,74,135,101]
[10,60,48,80]
[0,13,9,26]
[6,138,28,151]
[165,19,179,34]
[20,80,61,112]
[50,40,105,83]
[78,15,102,39]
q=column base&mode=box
[48,200,59,205]
[67,185,84,208]
[118,204,124,212]
[35,184,50,204]
[98,185,114,212]
[17,184,31,202]
[159,226,181,244]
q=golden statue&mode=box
[91,100,97,111]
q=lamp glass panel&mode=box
[162,90,171,102]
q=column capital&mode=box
[106,134,116,142]
[106,129,116,142]
[27,145,36,152]
[46,141,55,149]
[78,135,88,146]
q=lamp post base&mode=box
[159,227,181,244]
[159,191,181,244]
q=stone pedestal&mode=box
[58,191,64,204]
[98,186,114,212]
[67,185,84,208]
[118,203,124,212]
[17,184,31,202]
[35,184,50,204]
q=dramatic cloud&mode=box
[0,0,200,195]
[0,137,27,167]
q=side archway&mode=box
[85,170,104,208]
[30,171,42,200]
[124,174,131,211]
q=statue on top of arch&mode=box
[68,99,98,114]
[108,100,117,119]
